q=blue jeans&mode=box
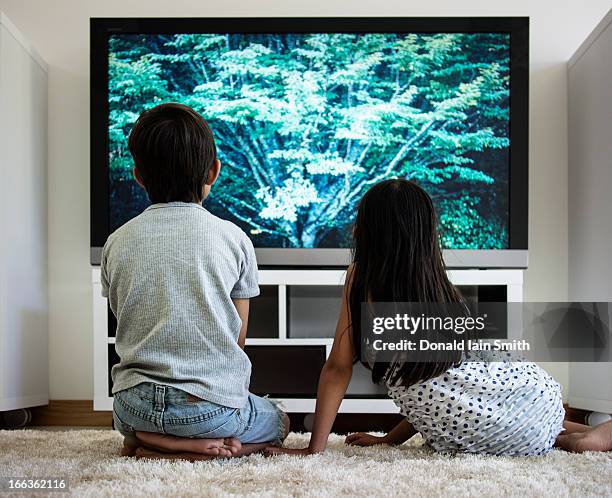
[113,383,286,445]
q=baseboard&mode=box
[568,396,612,414]
[30,400,112,427]
[27,401,590,428]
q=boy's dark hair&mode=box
[128,102,217,204]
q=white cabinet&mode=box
[567,9,612,414]
[92,268,522,412]
[0,13,48,411]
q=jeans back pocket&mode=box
[113,389,160,434]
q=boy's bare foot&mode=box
[556,420,612,453]
[120,435,139,456]
[134,431,241,457]
[134,447,220,461]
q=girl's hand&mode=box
[263,446,314,457]
[345,432,389,446]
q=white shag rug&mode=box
[0,429,611,497]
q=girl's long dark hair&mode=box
[349,179,464,387]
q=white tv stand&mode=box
[92,268,523,412]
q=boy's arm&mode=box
[232,298,250,349]
[230,235,258,350]
[345,419,417,447]
[100,240,110,298]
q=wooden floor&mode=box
[26,401,590,430]
[30,401,112,427]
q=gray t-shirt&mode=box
[101,202,259,408]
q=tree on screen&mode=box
[108,33,509,248]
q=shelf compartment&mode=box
[108,344,327,399]
[108,304,117,337]
[108,343,120,397]
[107,285,279,339]
[245,345,326,397]
[457,284,507,303]
[346,362,388,397]
[287,285,342,338]
[248,285,279,338]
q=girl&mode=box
[266,179,612,457]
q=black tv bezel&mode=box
[90,17,529,265]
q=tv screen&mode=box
[91,18,528,267]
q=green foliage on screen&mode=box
[108,32,509,249]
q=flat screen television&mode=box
[91,17,528,267]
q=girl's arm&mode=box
[307,328,354,453]
[265,268,356,456]
[345,419,418,447]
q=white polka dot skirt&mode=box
[387,356,564,456]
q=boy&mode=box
[102,103,289,460]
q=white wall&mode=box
[0,0,609,399]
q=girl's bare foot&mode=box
[134,431,241,457]
[556,420,612,453]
